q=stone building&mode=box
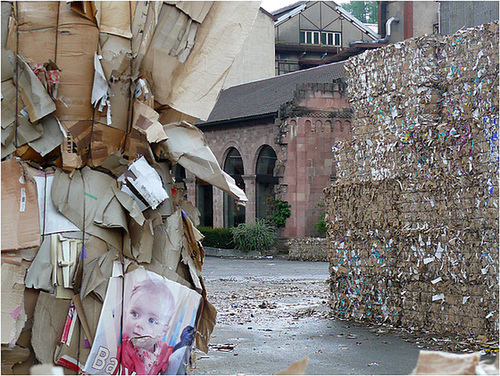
[272,1,380,74]
[378,1,499,42]
[189,61,351,238]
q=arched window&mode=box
[334,120,342,133]
[343,120,351,135]
[325,120,332,132]
[305,119,312,132]
[315,120,323,132]
[224,148,245,227]
[256,146,278,219]
[197,180,213,227]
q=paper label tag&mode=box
[20,188,26,212]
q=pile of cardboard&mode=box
[325,21,499,344]
[1,1,257,374]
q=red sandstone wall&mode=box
[197,82,352,238]
[281,115,351,237]
[200,119,280,228]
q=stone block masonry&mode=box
[324,22,499,343]
[287,237,328,261]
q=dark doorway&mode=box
[256,146,278,220]
[223,148,245,227]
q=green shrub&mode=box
[198,227,235,249]
[314,203,327,236]
[230,218,277,252]
[314,219,327,236]
[271,199,291,228]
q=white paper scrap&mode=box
[119,156,168,210]
[431,277,442,285]
[424,257,435,265]
[432,294,444,301]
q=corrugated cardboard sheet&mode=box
[326,23,499,343]
[1,1,255,373]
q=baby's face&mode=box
[123,291,169,350]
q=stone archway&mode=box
[223,147,246,228]
[255,145,278,220]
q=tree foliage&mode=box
[341,1,378,24]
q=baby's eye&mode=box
[148,317,158,325]
[131,311,139,318]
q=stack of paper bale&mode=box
[1,1,256,374]
[325,21,498,345]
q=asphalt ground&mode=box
[191,257,424,375]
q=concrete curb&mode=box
[204,247,288,259]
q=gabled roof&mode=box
[271,1,307,17]
[273,1,379,40]
[198,61,346,127]
[273,1,307,24]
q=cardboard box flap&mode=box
[93,2,132,39]
[1,263,27,345]
[163,121,247,205]
[130,1,162,77]
[144,210,194,288]
[414,350,481,375]
[16,115,43,146]
[31,171,81,235]
[69,1,97,23]
[132,99,168,143]
[91,53,109,113]
[1,2,12,49]
[27,114,63,157]
[100,153,129,178]
[1,159,41,251]
[126,218,154,263]
[51,168,123,251]
[54,294,103,373]
[149,1,261,120]
[31,292,72,364]
[165,1,213,24]
[1,79,23,129]
[80,247,119,301]
[93,186,129,232]
[1,49,14,81]
[1,140,16,159]
[1,123,14,146]
[1,344,31,374]
[179,199,201,227]
[195,279,216,354]
[13,54,56,123]
[24,237,54,294]
[182,211,204,270]
[99,33,132,80]
[123,127,156,164]
[111,185,145,226]
[149,4,199,64]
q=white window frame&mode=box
[321,31,341,47]
[300,30,321,45]
[301,30,341,47]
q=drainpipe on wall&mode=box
[348,16,400,46]
[438,1,441,34]
[377,16,399,43]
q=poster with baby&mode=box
[84,262,202,375]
